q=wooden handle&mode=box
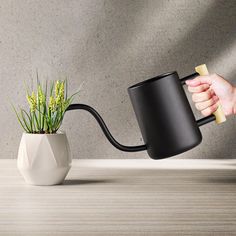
[195,64,226,124]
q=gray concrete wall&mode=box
[0,0,236,159]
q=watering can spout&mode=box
[66,104,147,152]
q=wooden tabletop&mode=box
[1,159,236,236]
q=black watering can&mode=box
[66,64,226,159]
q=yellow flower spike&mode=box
[31,92,37,112]
[59,82,65,102]
[26,92,37,112]
[26,95,31,105]
[38,85,45,105]
[49,96,55,112]
[55,81,65,106]
[55,81,61,106]
[55,80,60,98]
[31,92,36,103]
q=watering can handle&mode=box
[195,64,226,124]
[181,64,226,125]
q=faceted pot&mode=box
[17,132,71,186]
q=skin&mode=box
[186,74,236,117]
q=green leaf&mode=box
[33,112,40,131]
[36,70,39,86]
[11,104,29,132]
[37,84,41,131]
[65,78,68,100]
[23,80,30,97]
[50,80,54,97]
[20,109,31,133]
[21,109,33,132]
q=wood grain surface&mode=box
[0,159,236,236]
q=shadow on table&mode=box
[195,169,236,185]
[202,177,236,185]
[63,179,116,185]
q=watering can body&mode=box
[128,72,202,159]
[66,65,226,160]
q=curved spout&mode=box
[66,104,147,152]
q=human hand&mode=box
[186,74,236,116]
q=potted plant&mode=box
[13,78,79,185]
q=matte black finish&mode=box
[197,115,215,127]
[128,71,214,159]
[66,71,216,160]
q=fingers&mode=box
[185,74,221,117]
[185,75,213,86]
[201,103,218,117]
[195,95,219,111]
[185,79,201,86]
[188,84,209,93]
[192,89,214,103]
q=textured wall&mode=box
[0,0,236,159]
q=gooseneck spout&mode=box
[66,104,147,152]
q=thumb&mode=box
[185,75,213,87]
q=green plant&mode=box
[13,77,80,134]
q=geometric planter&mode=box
[17,132,71,185]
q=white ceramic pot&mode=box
[17,132,71,186]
